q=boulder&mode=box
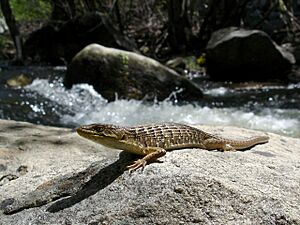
[64,44,203,101]
[206,27,295,81]
[0,119,299,224]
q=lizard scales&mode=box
[77,122,269,171]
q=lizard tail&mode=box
[228,135,269,150]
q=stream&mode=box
[0,65,299,138]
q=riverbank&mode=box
[0,119,299,224]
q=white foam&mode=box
[26,79,300,137]
[26,78,107,113]
[204,87,228,96]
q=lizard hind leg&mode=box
[127,147,166,172]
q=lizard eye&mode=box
[94,126,104,133]
[90,124,120,138]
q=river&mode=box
[0,66,299,138]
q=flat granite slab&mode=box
[0,119,299,225]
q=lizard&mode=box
[76,122,269,171]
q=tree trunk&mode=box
[167,0,190,53]
[0,0,23,62]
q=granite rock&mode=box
[0,119,299,225]
[206,27,295,81]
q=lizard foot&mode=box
[127,159,147,172]
[222,144,236,151]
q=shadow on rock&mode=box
[2,152,134,214]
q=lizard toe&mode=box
[127,159,147,172]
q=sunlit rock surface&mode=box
[0,119,299,224]
[64,44,203,102]
[206,27,295,81]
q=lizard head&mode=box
[76,124,124,139]
[76,124,126,142]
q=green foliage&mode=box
[278,0,287,12]
[196,54,206,66]
[10,0,51,21]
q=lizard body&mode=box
[76,123,269,171]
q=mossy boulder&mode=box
[64,44,203,101]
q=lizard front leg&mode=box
[127,147,166,172]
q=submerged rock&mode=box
[64,44,203,102]
[206,27,295,81]
[0,119,299,224]
[6,74,32,88]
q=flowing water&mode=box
[0,66,299,138]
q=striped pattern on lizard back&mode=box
[124,123,210,150]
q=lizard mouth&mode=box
[76,126,107,139]
[76,127,93,136]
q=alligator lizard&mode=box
[76,123,269,171]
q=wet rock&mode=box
[165,57,186,74]
[6,74,32,88]
[289,67,300,83]
[206,27,295,81]
[285,43,300,66]
[64,44,203,102]
[0,119,299,224]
